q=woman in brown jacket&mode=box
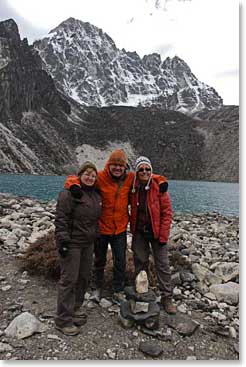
[54,161,102,336]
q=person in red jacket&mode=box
[130,156,176,314]
[64,149,168,305]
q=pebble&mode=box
[1,285,12,291]
[0,193,239,342]
[139,341,163,357]
[106,349,116,359]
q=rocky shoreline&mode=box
[0,192,239,360]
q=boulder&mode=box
[209,282,239,305]
[4,312,47,339]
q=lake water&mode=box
[0,174,239,217]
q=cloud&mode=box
[0,0,48,43]
[214,69,239,79]
[154,43,175,58]
[0,0,239,105]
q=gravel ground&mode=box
[0,251,239,361]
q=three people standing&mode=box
[54,150,176,335]
[64,149,168,305]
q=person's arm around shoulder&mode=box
[64,175,82,199]
[152,173,169,193]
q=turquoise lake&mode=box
[0,174,239,217]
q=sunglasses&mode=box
[138,167,151,172]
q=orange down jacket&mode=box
[64,163,167,235]
[130,179,173,243]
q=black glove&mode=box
[159,182,168,193]
[58,242,69,257]
[70,185,83,199]
[159,242,167,246]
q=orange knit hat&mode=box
[108,149,128,167]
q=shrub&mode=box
[19,230,60,279]
[20,231,159,287]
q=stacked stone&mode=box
[119,271,160,330]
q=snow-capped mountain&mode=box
[33,17,223,112]
[0,18,238,181]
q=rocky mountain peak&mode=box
[34,17,223,112]
[162,56,192,74]
[0,18,20,43]
[0,18,70,122]
[47,17,117,51]
[142,53,162,74]
[0,18,238,183]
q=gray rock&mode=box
[1,285,12,291]
[0,342,13,352]
[118,313,135,329]
[192,263,222,285]
[210,282,239,305]
[99,298,113,308]
[130,300,149,314]
[214,262,239,282]
[163,313,199,336]
[177,304,187,313]
[139,341,163,357]
[171,272,182,286]
[144,315,160,330]
[4,312,47,339]
[180,271,195,283]
[106,349,116,359]
[120,301,160,322]
[124,286,156,302]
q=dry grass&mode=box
[19,231,60,278]
[20,231,172,288]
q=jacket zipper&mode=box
[113,179,124,234]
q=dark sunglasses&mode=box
[138,167,151,172]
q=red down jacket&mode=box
[130,179,173,243]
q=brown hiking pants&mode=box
[55,245,94,327]
[132,231,172,298]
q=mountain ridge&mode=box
[33,17,223,113]
[0,19,238,182]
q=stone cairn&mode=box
[119,271,160,330]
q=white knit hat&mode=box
[132,156,153,193]
[135,156,152,172]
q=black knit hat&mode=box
[77,161,97,176]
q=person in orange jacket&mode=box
[64,149,168,304]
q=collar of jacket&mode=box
[132,176,153,191]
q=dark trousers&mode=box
[55,245,94,327]
[94,232,127,292]
[132,231,172,298]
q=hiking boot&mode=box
[162,297,177,314]
[90,288,102,303]
[112,291,126,305]
[55,324,80,336]
[73,317,87,327]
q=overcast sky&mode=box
[0,0,239,105]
